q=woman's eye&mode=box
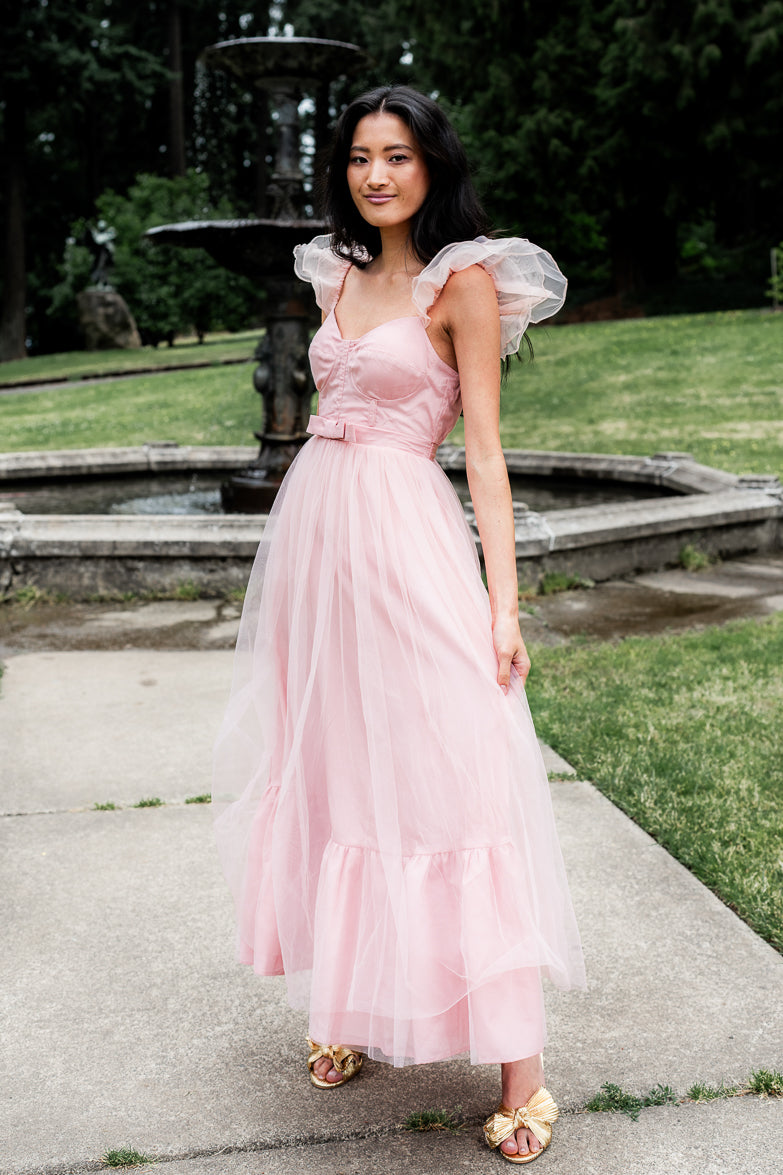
[389,154,409,164]
[349,155,367,165]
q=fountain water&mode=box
[147,36,368,511]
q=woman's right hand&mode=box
[493,614,530,692]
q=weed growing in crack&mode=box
[403,1107,464,1131]
[748,1069,783,1097]
[101,1147,155,1168]
[686,1080,739,1101]
[585,1082,676,1121]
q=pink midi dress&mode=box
[213,235,586,1067]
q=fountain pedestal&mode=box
[221,277,315,512]
[146,36,368,512]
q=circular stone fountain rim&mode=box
[201,36,370,85]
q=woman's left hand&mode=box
[493,614,531,692]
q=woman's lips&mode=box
[364,195,395,204]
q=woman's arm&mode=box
[439,265,530,691]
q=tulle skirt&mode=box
[213,435,585,1066]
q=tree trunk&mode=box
[610,202,678,296]
[168,1,186,177]
[0,81,27,361]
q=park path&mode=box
[1,566,782,1174]
[0,355,251,396]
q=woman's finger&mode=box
[511,647,531,686]
[497,648,512,692]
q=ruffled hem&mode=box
[293,234,567,358]
[234,827,561,1065]
[310,971,547,1066]
[412,236,567,358]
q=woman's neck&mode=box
[373,224,422,276]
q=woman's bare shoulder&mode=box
[435,263,498,330]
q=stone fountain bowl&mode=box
[201,36,370,86]
[145,220,325,282]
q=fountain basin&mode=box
[145,220,325,282]
[1,446,780,599]
[201,36,369,85]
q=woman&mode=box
[214,85,585,1164]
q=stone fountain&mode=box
[147,37,368,511]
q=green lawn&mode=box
[526,614,783,952]
[0,365,260,451]
[1,310,781,477]
[464,308,782,478]
[0,329,258,386]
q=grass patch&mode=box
[679,543,713,571]
[133,797,164,808]
[585,1083,676,1120]
[0,364,264,452]
[748,1069,783,1096]
[2,311,782,480]
[539,571,594,595]
[185,793,211,804]
[686,1080,739,1101]
[526,614,783,951]
[9,585,68,609]
[173,580,200,601]
[403,1107,464,1131]
[0,330,258,386]
[93,801,117,811]
[101,1147,155,1168]
[466,309,783,479]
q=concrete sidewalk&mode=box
[1,647,781,1175]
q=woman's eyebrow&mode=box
[350,142,414,152]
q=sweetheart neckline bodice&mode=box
[323,308,459,377]
[331,309,420,343]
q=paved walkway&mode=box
[1,582,782,1173]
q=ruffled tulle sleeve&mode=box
[293,235,351,314]
[412,236,567,359]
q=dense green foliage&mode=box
[2,2,781,358]
[286,0,783,303]
[50,172,258,346]
[526,614,783,951]
[0,0,259,357]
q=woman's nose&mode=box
[367,159,389,186]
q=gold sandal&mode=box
[306,1037,363,1089]
[483,1087,559,1164]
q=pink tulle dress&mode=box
[213,235,586,1067]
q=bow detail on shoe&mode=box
[306,1037,363,1088]
[483,1087,560,1151]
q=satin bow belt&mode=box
[307,414,438,460]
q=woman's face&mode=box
[347,111,430,232]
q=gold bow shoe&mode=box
[306,1037,363,1089]
[483,1087,559,1164]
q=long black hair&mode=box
[318,85,490,266]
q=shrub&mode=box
[50,171,259,346]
